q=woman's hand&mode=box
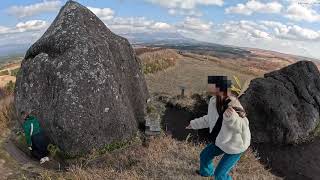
[186,123,192,129]
[224,106,234,118]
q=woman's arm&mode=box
[189,115,210,130]
[23,122,32,147]
[223,108,246,133]
[186,96,217,130]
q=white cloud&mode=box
[222,20,272,40]
[104,17,175,33]
[203,20,319,59]
[151,22,172,30]
[0,26,11,34]
[0,20,48,35]
[168,9,203,17]
[16,20,48,32]
[146,0,224,9]
[110,17,153,27]
[7,0,62,18]
[285,0,320,7]
[88,7,115,21]
[146,0,223,16]
[225,0,282,15]
[285,3,320,22]
[0,20,48,47]
[261,20,320,41]
[177,17,213,33]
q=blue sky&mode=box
[1,0,320,59]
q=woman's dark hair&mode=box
[216,92,230,114]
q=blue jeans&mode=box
[200,144,242,180]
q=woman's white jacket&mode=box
[190,96,251,154]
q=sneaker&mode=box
[196,170,213,177]
[40,157,50,164]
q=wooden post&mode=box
[179,86,186,98]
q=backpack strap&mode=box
[210,97,232,144]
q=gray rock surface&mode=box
[239,61,320,145]
[14,1,149,155]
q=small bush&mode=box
[230,75,243,96]
[16,131,27,146]
[313,121,320,137]
[4,81,15,95]
[0,96,18,135]
[47,144,62,158]
[146,104,156,114]
[11,68,20,77]
[0,70,9,76]
[138,49,179,74]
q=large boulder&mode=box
[239,61,320,145]
[14,1,149,155]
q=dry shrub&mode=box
[0,95,18,136]
[134,47,165,56]
[138,49,180,74]
[0,70,10,76]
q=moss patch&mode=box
[59,133,142,161]
[313,120,320,137]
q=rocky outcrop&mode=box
[239,61,320,145]
[14,1,149,155]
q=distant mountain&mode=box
[0,44,29,59]
[119,32,200,45]
[0,32,318,65]
[243,47,319,62]
[125,31,319,63]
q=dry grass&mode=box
[138,49,180,74]
[36,135,281,180]
[0,75,16,88]
[0,96,17,136]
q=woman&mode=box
[21,111,50,164]
[186,76,251,180]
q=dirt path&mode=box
[145,55,258,96]
[3,139,36,165]
[0,158,13,180]
[0,137,40,179]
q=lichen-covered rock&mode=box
[239,61,320,145]
[14,1,149,155]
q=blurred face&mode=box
[21,113,28,121]
[208,84,221,95]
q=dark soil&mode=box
[162,105,214,143]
